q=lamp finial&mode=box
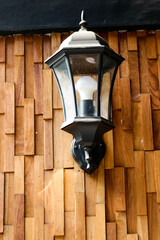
[79,10,87,30]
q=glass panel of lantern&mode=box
[69,54,99,117]
[100,54,117,120]
[53,56,76,121]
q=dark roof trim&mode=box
[0,0,160,35]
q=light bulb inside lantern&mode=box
[75,76,97,117]
[75,76,97,100]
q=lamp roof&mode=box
[45,11,124,67]
[59,10,109,50]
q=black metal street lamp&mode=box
[45,11,124,173]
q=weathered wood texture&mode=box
[0,31,160,239]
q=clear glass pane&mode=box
[100,55,117,120]
[69,54,99,117]
[53,57,76,121]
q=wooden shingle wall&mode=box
[0,31,160,239]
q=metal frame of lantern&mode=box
[45,11,124,173]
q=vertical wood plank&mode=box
[4,173,14,224]
[147,193,159,240]
[127,234,138,240]
[120,78,132,130]
[128,51,140,99]
[137,216,149,240]
[86,216,95,240]
[132,101,144,150]
[14,156,24,194]
[95,204,106,240]
[106,222,116,240]
[64,169,74,212]
[146,33,157,59]
[4,135,14,172]
[24,156,34,217]
[157,56,160,96]
[44,120,53,170]
[53,76,63,109]
[6,36,14,82]
[96,159,105,204]
[75,193,86,240]
[33,35,42,63]
[103,131,114,169]
[106,169,115,221]
[145,152,156,193]
[116,212,127,240]
[85,171,96,216]
[114,167,126,211]
[53,109,63,168]
[53,109,73,168]
[127,32,138,51]
[114,112,133,167]
[53,169,64,236]
[108,32,119,53]
[25,218,34,240]
[112,110,124,166]
[5,82,15,134]
[153,110,160,149]
[0,115,4,172]
[156,30,160,55]
[122,130,134,167]
[114,111,133,167]
[148,60,160,109]
[0,173,4,233]
[43,70,52,119]
[108,32,121,110]
[154,151,160,203]
[34,155,44,207]
[74,162,84,193]
[64,212,75,240]
[112,72,121,110]
[43,35,51,69]
[62,130,74,168]
[0,37,5,62]
[0,82,4,113]
[35,115,44,155]
[14,56,24,106]
[51,33,62,109]
[15,107,24,155]
[122,131,135,168]
[44,224,54,240]
[14,35,24,56]
[135,151,147,215]
[141,94,154,150]
[34,63,43,114]
[24,99,34,155]
[14,194,24,240]
[157,203,160,239]
[3,225,14,240]
[112,66,121,106]
[119,32,129,78]
[44,170,54,223]
[51,33,61,53]
[126,168,137,233]
[34,207,44,240]
[25,36,34,98]
[138,37,149,93]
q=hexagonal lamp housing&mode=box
[45,12,124,173]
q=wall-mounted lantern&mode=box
[45,11,124,173]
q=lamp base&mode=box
[71,138,106,174]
